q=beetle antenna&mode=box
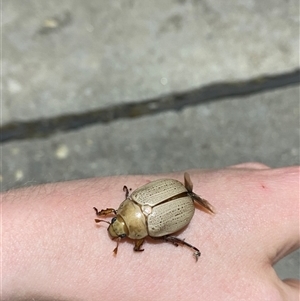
[95,219,111,224]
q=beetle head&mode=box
[108,216,128,238]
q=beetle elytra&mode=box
[93,172,214,261]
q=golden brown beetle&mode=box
[93,172,214,261]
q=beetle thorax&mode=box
[117,198,148,239]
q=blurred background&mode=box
[2,0,299,279]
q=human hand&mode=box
[2,163,299,300]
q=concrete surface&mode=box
[2,86,299,190]
[2,0,299,283]
[3,0,299,123]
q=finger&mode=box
[267,167,300,263]
[201,166,299,263]
[281,279,300,301]
[251,166,300,265]
[284,279,300,289]
[228,162,270,169]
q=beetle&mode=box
[93,172,214,261]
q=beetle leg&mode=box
[164,236,201,262]
[133,239,145,252]
[184,172,193,192]
[190,193,215,214]
[113,237,121,255]
[93,207,117,216]
[184,172,215,214]
[123,185,130,198]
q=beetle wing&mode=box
[147,196,195,237]
[131,179,187,206]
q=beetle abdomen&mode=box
[148,196,195,237]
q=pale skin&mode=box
[2,163,299,301]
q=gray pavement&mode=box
[2,0,299,282]
[3,0,299,122]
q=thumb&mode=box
[281,279,300,301]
